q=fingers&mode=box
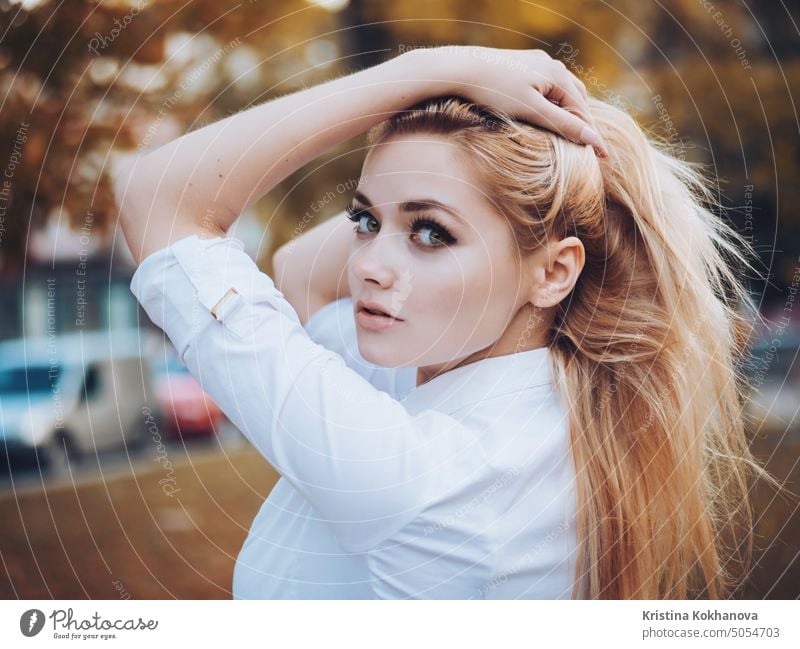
[528,90,609,157]
[568,70,588,98]
[552,78,592,124]
[562,77,607,155]
[525,51,607,156]
[557,79,606,150]
[571,77,588,101]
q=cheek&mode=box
[459,269,519,336]
[414,251,519,334]
[404,256,473,323]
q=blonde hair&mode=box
[366,95,787,598]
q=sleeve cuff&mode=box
[129,232,297,361]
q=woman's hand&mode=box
[407,46,608,157]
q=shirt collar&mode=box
[399,346,553,416]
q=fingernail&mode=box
[579,126,608,157]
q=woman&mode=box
[116,46,776,598]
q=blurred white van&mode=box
[0,328,155,473]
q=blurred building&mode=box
[0,205,266,341]
[0,224,137,341]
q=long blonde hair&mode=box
[366,95,786,598]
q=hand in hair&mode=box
[407,46,608,157]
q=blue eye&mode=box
[408,215,456,247]
[345,204,457,249]
[345,206,380,235]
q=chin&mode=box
[357,342,408,369]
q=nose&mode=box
[350,232,401,289]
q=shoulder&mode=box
[304,296,417,400]
[303,296,352,339]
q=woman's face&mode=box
[347,133,533,372]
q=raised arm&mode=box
[114,46,606,265]
[272,210,353,326]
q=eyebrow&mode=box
[352,190,467,227]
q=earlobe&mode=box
[532,283,558,309]
[526,261,556,308]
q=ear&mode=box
[527,236,585,308]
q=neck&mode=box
[415,302,553,387]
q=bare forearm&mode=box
[273,210,354,325]
[130,51,453,231]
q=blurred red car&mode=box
[152,349,223,439]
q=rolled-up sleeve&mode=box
[130,233,482,553]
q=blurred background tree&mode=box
[0,0,797,306]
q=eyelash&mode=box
[344,204,457,248]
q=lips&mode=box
[356,300,403,321]
[364,307,388,316]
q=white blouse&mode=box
[130,233,581,599]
